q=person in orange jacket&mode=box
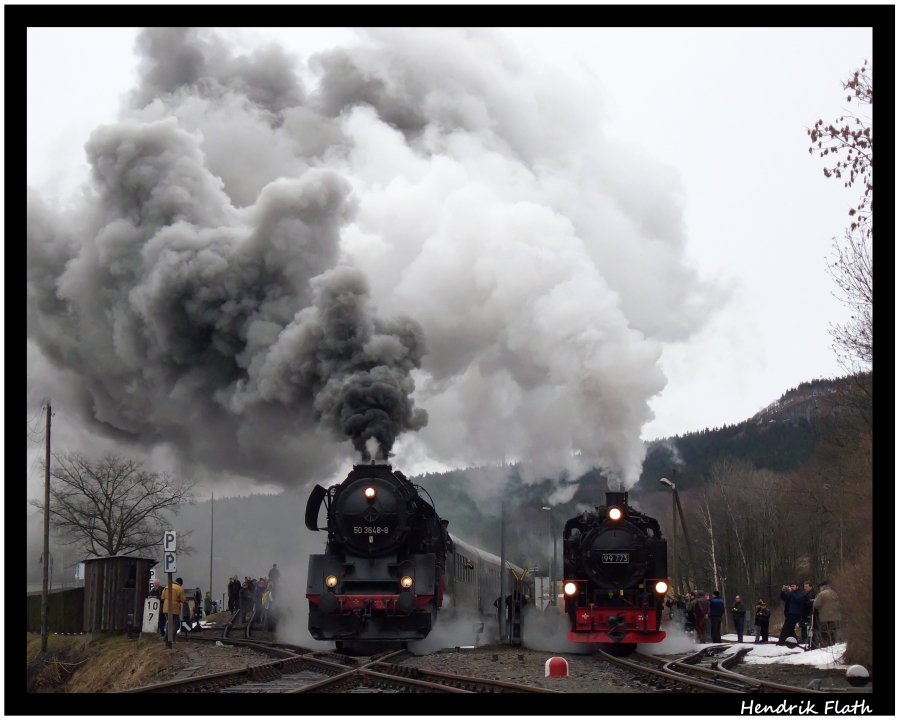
[161,577,187,636]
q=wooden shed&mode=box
[83,556,157,632]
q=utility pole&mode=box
[551,535,557,606]
[542,506,553,607]
[208,493,214,603]
[661,471,698,592]
[672,486,678,594]
[672,470,699,590]
[40,401,51,653]
[499,500,507,641]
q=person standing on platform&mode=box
[730,595,747,643]
[708,591,725,642]
[754,600,770,643]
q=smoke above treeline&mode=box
[27,27,722,494]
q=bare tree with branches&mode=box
[808,61,872,239]
[808,62,873,374]
[29,453,197,558]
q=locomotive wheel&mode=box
[599,642,637,657]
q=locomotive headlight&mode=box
[364,486,376,499]
[607,507,623,521]
[655,581,668,594]
[325,575,338,588]
[400,575,414,589]
[564,582,578,596]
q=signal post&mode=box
[163,531,177,647]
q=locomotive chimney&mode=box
[605,491,628,509]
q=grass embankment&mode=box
[27,633,175,693]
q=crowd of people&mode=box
[666,579,840,648]
[226,563,280,631]
[147,563,281,638]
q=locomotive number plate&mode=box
[354,526,390,534]
[601,553,630,563]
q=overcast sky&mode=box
[26,27,872,499]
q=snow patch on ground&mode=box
[653,630,847,668]
[713,634,849,668]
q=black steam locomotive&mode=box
[562,491,668,654]
[305,463,531,651]
[305,464,446,649]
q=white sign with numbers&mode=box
[142,597,161,633]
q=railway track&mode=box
[115,639,557,694]
[113,638,356,693]
[597,645,827,694]
[290,652,563,694]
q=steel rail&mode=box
[715,647,826,694]
[369,660,562,693]
[596,647,741,693]
[114,640,355,693]
[289,650,555,694]
[636,645,826,694]
[184,635,361,668]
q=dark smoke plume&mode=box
[28,27,725,492]
[27,113,427,483]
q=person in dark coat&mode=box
[800,581,816,644]
[239,581,254,622]
[777,582,806,645]
[693,591,710,644]
[683,593,696,633]
[708,591,725,642]
[192,587,203,626]
[204,590,213,617]
[268,564,281,584]
[754,600,770,643]
[228,576,241,613]
[149,579,165,636]
[730,595,747,643]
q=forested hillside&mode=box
[635,377,846,493]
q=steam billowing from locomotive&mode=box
[26,28,722,490]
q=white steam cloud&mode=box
[27,27,722,492]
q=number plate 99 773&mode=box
[601,553,629,563]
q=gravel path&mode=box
[398,643,641,693]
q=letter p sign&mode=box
[164,531,177,552]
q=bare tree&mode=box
[807,61,872,239]
[809,62,873,373]
[29,453,197,558]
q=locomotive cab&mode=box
[563,491,668,653]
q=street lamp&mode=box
[659,475,698,594]
[542,507,553,606]
[659,479,677,594]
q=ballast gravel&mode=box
[397,643,642,693]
